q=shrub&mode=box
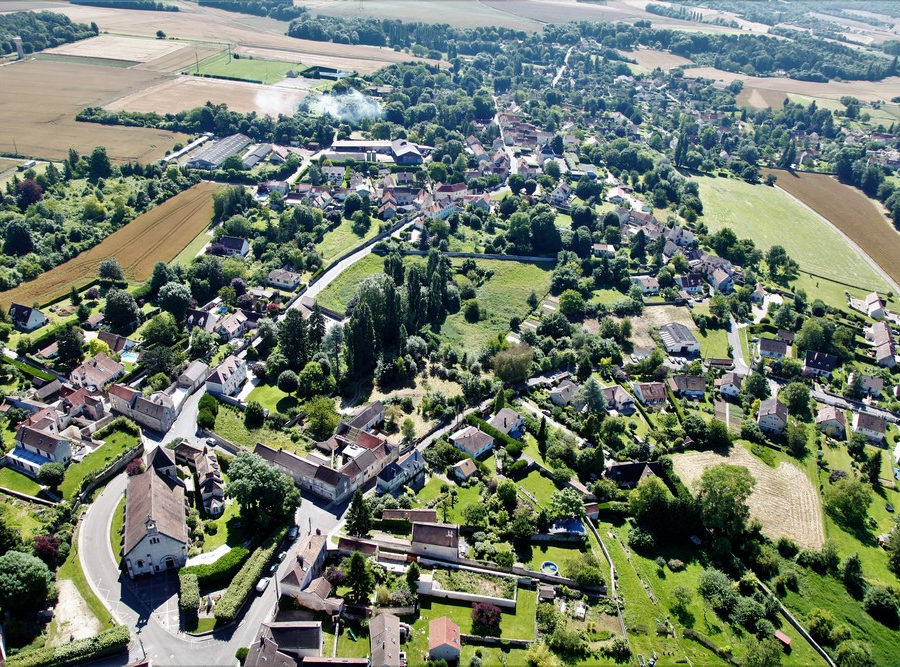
[472,602,502,633]
[862,586,899,627]
[603,636,632,661]
[180,546,250,588]
[6,625,130,667]
[776,536,799,558]
[179,573,200,613]
[627,526,655,551]
[204,521,219,536]
[667,559,685,572]
[235,647,249,665]
[214,527,286,623]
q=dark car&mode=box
[287,525,299,541]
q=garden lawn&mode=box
[445,483,484,524]
[212,405,300,454]
[695,175,890,294]
[201,500,244,552]
[335,622,370,659]
[315,253,385,314]
[0,495,47,542]
[247,383,298,415]
[170,226,212,265]
[439,259,554,352]
[0,467,43,496]
[518,469,559,507]
[521,543,587,571]
[698,327,729,358]
[415,476,445,504]
[59,428,138,500]
[413,587,537,640]
[317,217,379,264]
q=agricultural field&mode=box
[762,169,900,289]
[673,443,825,549]
[42,34,186,63]
[0,59,187,162]
[619,47,693,70]
[106,75,311,117]
[695,175,892,298]
[0,182,219,309]
[687,67,900,104]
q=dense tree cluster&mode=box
[0,11,96,55]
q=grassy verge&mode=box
[170,226,212,266]
[109,496,125,564]
[315,253,385,314]
[317,217,380,264]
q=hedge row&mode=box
[3,358,55,382]
[214,527,286,624]
[7,625,130,667]
[180,545,250,588]
[179,573,200,613]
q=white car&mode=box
[255,578,270,594]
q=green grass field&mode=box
[110,496,125,563]
[187,53,297,84]
[60,429,139,500]
[315,253,385,314]
[212,405,300,454]
[170,227,212,266]
[439,259,554,352]
[0,494,47,542]
[518,469,559,508]
[247,383,298,415]
[318,218,379,264]
[698,327,729,358]
[695,175,890,294]
[0,467,43,496]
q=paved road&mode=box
[552,44,574,87]
[727,317,751,375]
[80,459,341,666]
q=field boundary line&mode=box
[772,183,900,295]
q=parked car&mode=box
[277,551,287,562]
[255,578,270,594]
[287,525,299,541]
[268,563,279,575]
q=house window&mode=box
[136,559,144,568]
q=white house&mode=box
[816,406,846,439]
[631,275,660,296]
[853,411,886,443]
[550,380,579,407]
[5,426,72,477]
[8,303,48,332]
[487,408,525,438]
[450,426,494,458]
[716,372,742,398]
[220,236,250,257]
[267,269,303,291]
[376,450,425,495]
[123,450,188,578]
[206,355,247,396]
[757,398,788,435]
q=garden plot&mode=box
[673,445,824,550]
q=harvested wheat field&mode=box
[737,86,788,109]
[630,304,695,348]
[0,59,185,162]
[673,445,825,550]
[43,35,187,63]
[107,76,310,116]
[763,169,900,289]
[0,183,219,309]
[621,48,693,70]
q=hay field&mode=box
[42,35,185,63]
[0,183,219,308]
[296,0,541,30]
[736,86,787,109]
[630,304,694,348]
[0,60,186,162]
[695,175,890,293]
[673,445,825,550]
[763,169,900,289]
[621,47,692,70]
[685,67,900,103]
[53,4,442,72]
[135,44,223,73]
[107,75,310,116]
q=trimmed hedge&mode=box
[95,416,140,439]
[180,545,250,588]
[7,625,130,667]
[213,527,286,624]
[179,573,200,613]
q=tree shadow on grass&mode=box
[275,396,298,414]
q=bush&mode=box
[235,647,249,665]
[179,573,200,613]
[862,586,899,627]
[214,527,286,623]
[471,602,502,633]
[776,536,799,558]
[627,526,655,551]
[667,559,685,572]
[180,546,250,588]
[6,625,130,667]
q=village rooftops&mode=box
[123,465,187,556]
[411,522,459,549]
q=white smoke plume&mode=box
[253,88,306,117]
[308,90,383,123]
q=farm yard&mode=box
[695,175,892,300]
[762,169,900,289]
[0,182,219,308]
[0,59,187,162]
[673,444,825,550]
